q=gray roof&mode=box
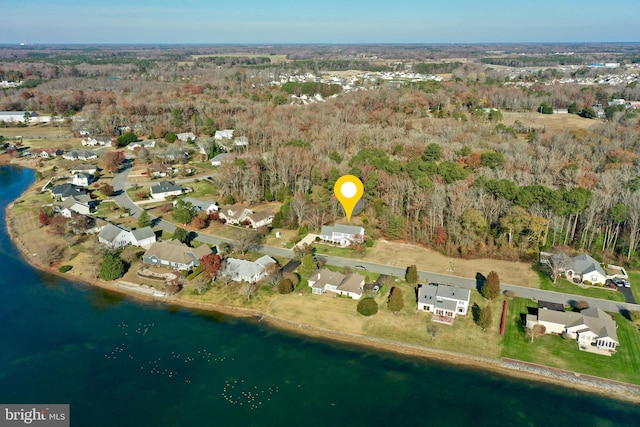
[151,180,183,194]
[70,163,98,171]
[50,183,87,198]
[572,254,607,277]
[338,273,364,295]
[181,197,217,211]
[225,256,276,279]
[143,240,210,265]
[418,283,470,310]
[98,223,127,243]
[321,224,364,236]
[131,227,155,241]
[211,153,230,162]
[537,307,618,342]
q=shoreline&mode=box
[4,167,640,403]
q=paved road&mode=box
[111,162,639,314]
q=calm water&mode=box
[1,165,639,427]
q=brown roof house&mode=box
[142,240,211,270]
[307,268,365,300]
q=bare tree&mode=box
[526,324,546,343]
[230,228,262,256]
[427,325,438,341]
[545,252,572,284]
[40,243,64,266]
[242,282,257,301]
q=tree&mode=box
[138,210,151,228]
[480,151,505,168]
[99,183,114,197]
[526,324,546,343]
[579,106,596,119]
[278,278,295,294]
[387,286,404,313]
[230,228,262,256]
[40,243,64,266]
[242,282,257,301]
[99,252,125,281]
[477,305,493,331]
[103,151,125,173]
[38,211,51,226]
[200,253,222,280]
[357,298,378,316]
[49,214,68,235]
[568,102,578,114]
[629,310,640,324]
[422,143,442,161]
[538,102,553,114]
[190,214,208,230]
[487,109,503,122]
[405,265,419,285]
[164,131,177,143]
[172,199,196,224]
[481,271,500,300]
[23,111,31,125]
[116,131,138,147]
[299,253,318,277]
[546,253,571,283]
[172,227,189,244]
[427,325,438,341]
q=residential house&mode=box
[142,240,211,271]
[69,163,98,175]
[234,136,249,147]
[34,148,63,158]
[320,224,365,246]
[210,153,230,167]
[546,253,608,285]
[526,302,619,352]
[49,183,87,201]
[417,283,470,321]
[222,255,277,283]
[55,195,92,217]
[307,268,366,300]
[127,140,156,151]
[71,172,94,187]
[176,197,218,215]
[62,149,98,161]
[177,132,197,143]
[98,223,133,248]
[214,129,234,140]
[148,163,173,178]
[82,136,111,146]
[98,223,156,249]
[150,180,185,200]
[218,204,273,228]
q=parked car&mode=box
[623,280,631,288]
[354,265,367,271]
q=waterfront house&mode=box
[71,172,94,187]
[176,197,218,215]
[526,302,619,352]
[142,240,211,271]
[62,149,98,161]
[69,163,98,175]
[55,195,92,217]
[417,283,470,322]
[49,183,87,201]
[222,256,277,283]
[98,223,156,249]
[307,269,365,300]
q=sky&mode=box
[3,0,639,44]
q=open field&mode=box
[502,111,596,137]
[501,298,640,384]
[364,239,537,287]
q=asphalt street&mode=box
[111,162,640,314]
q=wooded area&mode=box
[2,43,640,266]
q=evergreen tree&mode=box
[481,271,501,300]
[173,227,189,244]
[138,211,151,228]
[478,305,493,331]
[387,286,404,313]
[100,252,125,281]
[357,298,378,316]
[405,265,419,285]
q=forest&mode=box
[2,43,640,267]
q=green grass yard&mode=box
[501,297,640,384]
[626,271,640,304]
[537,269,624,302]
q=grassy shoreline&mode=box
[3,161,640,403]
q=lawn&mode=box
[537,269,624,302]
[126,186,150,201]
[501,297,640,384]
[184,180,217,198]
[312,243,365,258]
[626,271,640,303]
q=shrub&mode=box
[629,310,640,324]
[583,280,592,286]
[278,278,294,294]
[357,298,378,316]
[58,265,73,273]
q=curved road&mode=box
[112,161,640,314]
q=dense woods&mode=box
[3,44,640,266]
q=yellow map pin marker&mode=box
[334,175,364,223]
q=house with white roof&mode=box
[308,269,365,300]
[82,136,111,146]
[69,164,98,175]
[218,204,273,228]
[127,140,156,151]
[214,129,234,140]
[98,223,156,249]
[210,153,231,167]
[222,255,277,283]
[62,150,98,161]
[175,197,218,215]
[320,224,365,246]
[417,283,470,323]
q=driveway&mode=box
[618,286,637,304]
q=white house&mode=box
[55,195,92,217]
[218,204,273,228]
[98,223,156,249]
[177,132,197,143]
[320,224,365,246]
[210,153,231,167]
[150,180,185,200]
[417,283,470,321]
[176,197,218,215]
[82,136,111,146]
[526,303,619,352]
[69,164,98,175]
[546,253,608,285]
[71,172,94,187]
[234,136,249,147]
[142,240,211,271]
[127,140,156,151]
[62,150,98,161]
[308,269,365,300]
[222,256,277,283]
[214,129,234,140]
